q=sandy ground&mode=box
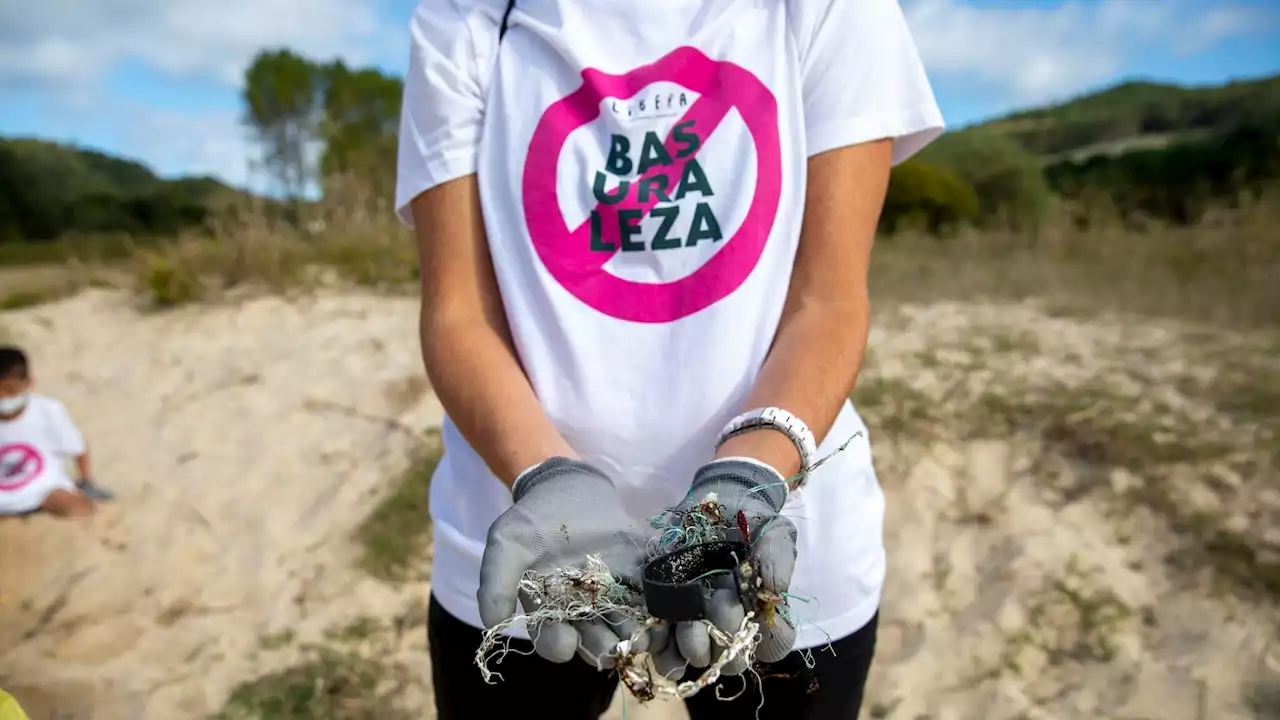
[1,290,1276,720]
[0,291,445,718]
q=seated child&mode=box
[0,345,110,518]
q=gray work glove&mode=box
[479,457,652,670]
[649,458,798,679]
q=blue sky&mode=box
[1,0,1277,192]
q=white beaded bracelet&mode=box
[714,407,818,492]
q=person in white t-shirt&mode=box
[0,346,107,519]
[396,0,944,717]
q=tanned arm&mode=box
[715,139,893,478]
[412,175,577,486]
[74,450,92,483]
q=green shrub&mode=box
[138,251,202,308]
[919,128,1053,230]
[1045,125,1280,225]
[881,159,981,234]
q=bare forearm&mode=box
[411,175,575,488]
[715,141,889,478]
[715,298,870,477]
[74,451,92,482]
[421,317,576,487]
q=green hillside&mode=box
[0,137,243,243]
[897,72,1280,230]
[980,74,1280,158]
[0,137,158,195]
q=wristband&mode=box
[642,540,757,622]
[512,461,543,494]
[714,407,817,492]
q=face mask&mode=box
[0,394,29,416]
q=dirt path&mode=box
[1,291,1275,719]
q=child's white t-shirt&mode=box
[395,0,944,649]
[0,395,85,513]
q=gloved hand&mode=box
[649,458,798,679]
[479,457,652,670]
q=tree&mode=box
[242,49,325,204]
[319,61,404,199]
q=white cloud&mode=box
[1172,5,1262,56]
[0,0,402,91]
[903,0,1272,106]
[120,106,258,187]
[100,102,330,198]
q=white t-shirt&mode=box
[395,0,944,650]
[0,394,85,514]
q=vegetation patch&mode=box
[211,645,412,720]
[871,195,1280,330]
[1001,558,1135,676]
[258,630,296,651]
[982,388,1274,603]
[219,570,433,717]
[1166,514,1280,603]
[857,323,1278,605]
[353,429,440,584]
[852,377,937,437]
[1,288,68,311]
[1246,677,1280,720]
[130,194,418,310]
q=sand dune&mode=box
[0,291,442,718]
[1,290,1276,719]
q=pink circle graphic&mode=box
[522,46,781,323]
[0,442,44,492]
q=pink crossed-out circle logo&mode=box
[0,442,44,492]
[522,46,781,323]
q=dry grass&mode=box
[0,263,119,310]
[117,194,1280,334]
[870,195,1280,330]
[130,180,416,308]
[2,183,1276,333]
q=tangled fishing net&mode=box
[472,544,765,701]
[474,433,863,702]
[473,555,647,682]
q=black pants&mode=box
[429,594,878,720]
